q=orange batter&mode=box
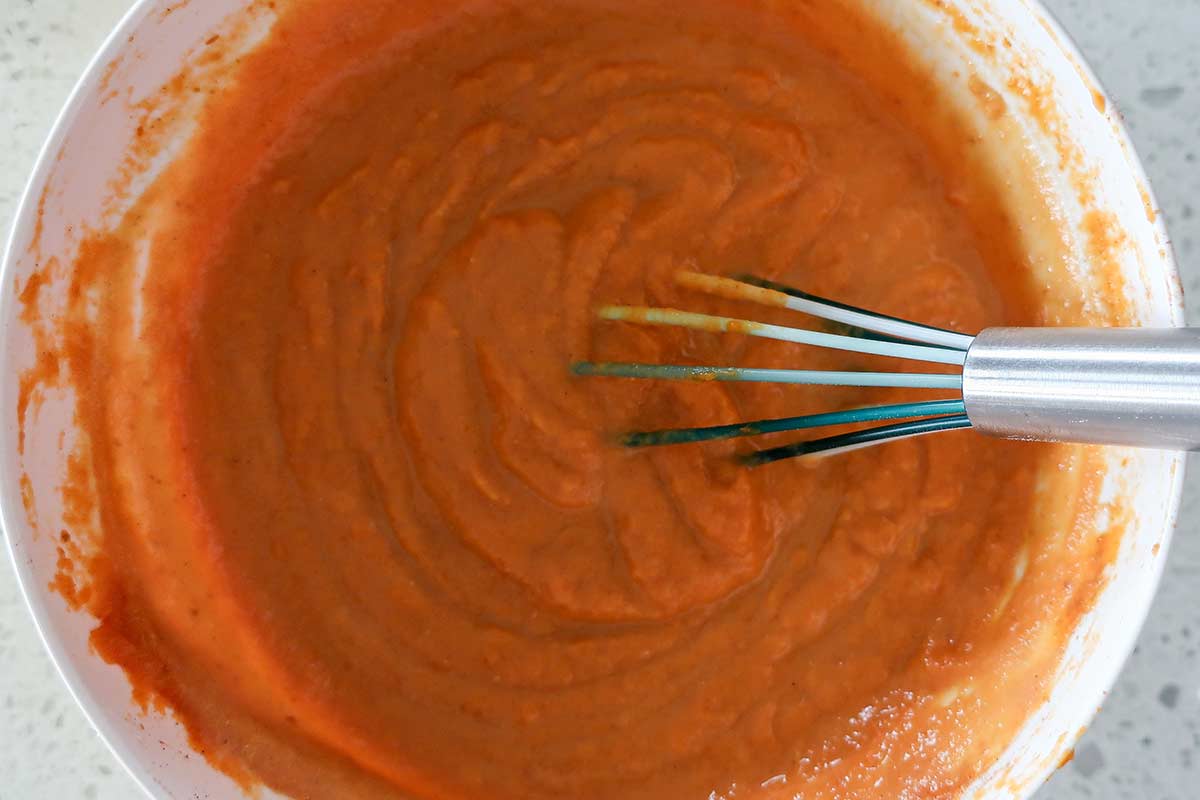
[33,0,1118,797]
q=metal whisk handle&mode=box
[963,327,1200,450]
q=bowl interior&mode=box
[1,1,1183,798]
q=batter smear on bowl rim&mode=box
[24,0,1125,797]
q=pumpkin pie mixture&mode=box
[31,0,1117,797]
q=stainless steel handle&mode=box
[962,327,1200,450]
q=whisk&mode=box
[572,271,1200,464]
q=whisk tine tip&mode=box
[674,270,790,308]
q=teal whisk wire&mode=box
[742,414,973,466]
[622,399,966,447]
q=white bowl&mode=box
[1,0,1185,798]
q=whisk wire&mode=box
[622,399,967,447]
[741,414,973,465]
[598,304,967,365]
[675,271,974,351]
[571,361,963,389]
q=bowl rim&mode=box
[993,0,1187,791]
[0,1,1187,798]
[1,1,173,796]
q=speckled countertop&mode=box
[1,1,1198,798]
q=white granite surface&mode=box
[0,0,1197,798]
